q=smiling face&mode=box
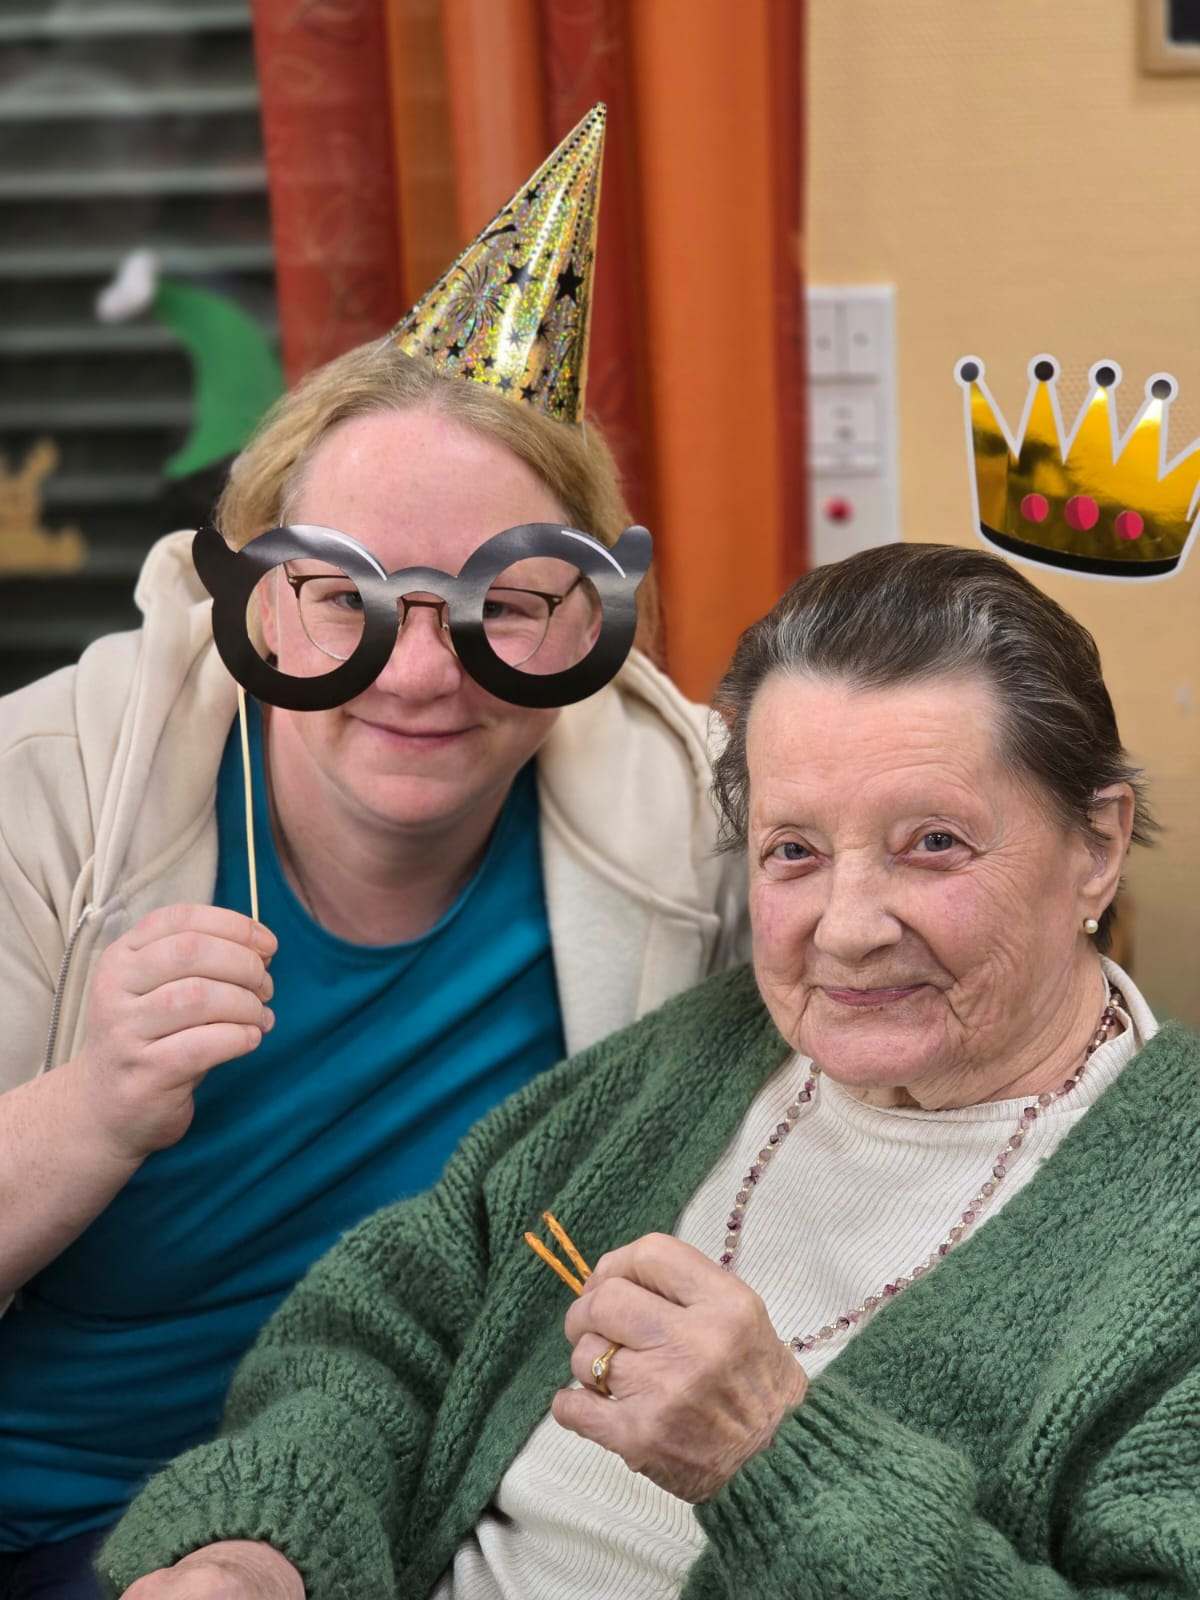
[746,672,1112,1108]
[258,406,598,837]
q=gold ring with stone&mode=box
[591,1341,621,1397]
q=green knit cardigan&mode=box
[100,966,1200,1599]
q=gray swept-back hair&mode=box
[711,542,1155,952]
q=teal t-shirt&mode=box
[0,703,565,1548]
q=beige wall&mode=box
[807,1,1200,1023]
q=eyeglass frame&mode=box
[193,519,653,711]
[281,567,587,665]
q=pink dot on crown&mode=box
[1065,495,1100,532]
[1020,493,1049,524]
[1114,509,1144,541]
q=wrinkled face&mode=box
[747,673,1100,1107]
[259,407,598,835]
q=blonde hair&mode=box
[215,340,661,656]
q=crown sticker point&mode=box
[954,354,1200,580]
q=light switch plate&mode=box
[806,285,900,567]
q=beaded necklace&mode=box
[717,986,1121,1357]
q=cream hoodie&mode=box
[0,530,747,1103]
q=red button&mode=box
[1064,495,1100,532]
[824,497,853,523]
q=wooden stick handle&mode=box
[236,685,259,923]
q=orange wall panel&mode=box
[628,0,786,700]
[440,0,546,237]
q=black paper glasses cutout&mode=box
[193,519,653,710]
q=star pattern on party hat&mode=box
[389,104,605,424]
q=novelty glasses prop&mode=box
[193,519,653,712]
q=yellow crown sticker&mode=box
[955,355,1200,579]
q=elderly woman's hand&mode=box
[121,1541,304,1598]
[552,1233,807,1503]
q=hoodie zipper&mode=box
[41,904,94,1074]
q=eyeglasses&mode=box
[283,568,587,668]
[195,519,652,711]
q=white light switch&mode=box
[844,295,889,379]
[806,285,899,567]
[812,394,879,449]
[807,300,841,379]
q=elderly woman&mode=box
[100,542,1198,1600]
[0,340,744,1592]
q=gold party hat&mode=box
[954,354,1200,579]
[390,104,605,424]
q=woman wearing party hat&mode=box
[0,107,746,1596]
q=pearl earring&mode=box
[1083,917,1099,935]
